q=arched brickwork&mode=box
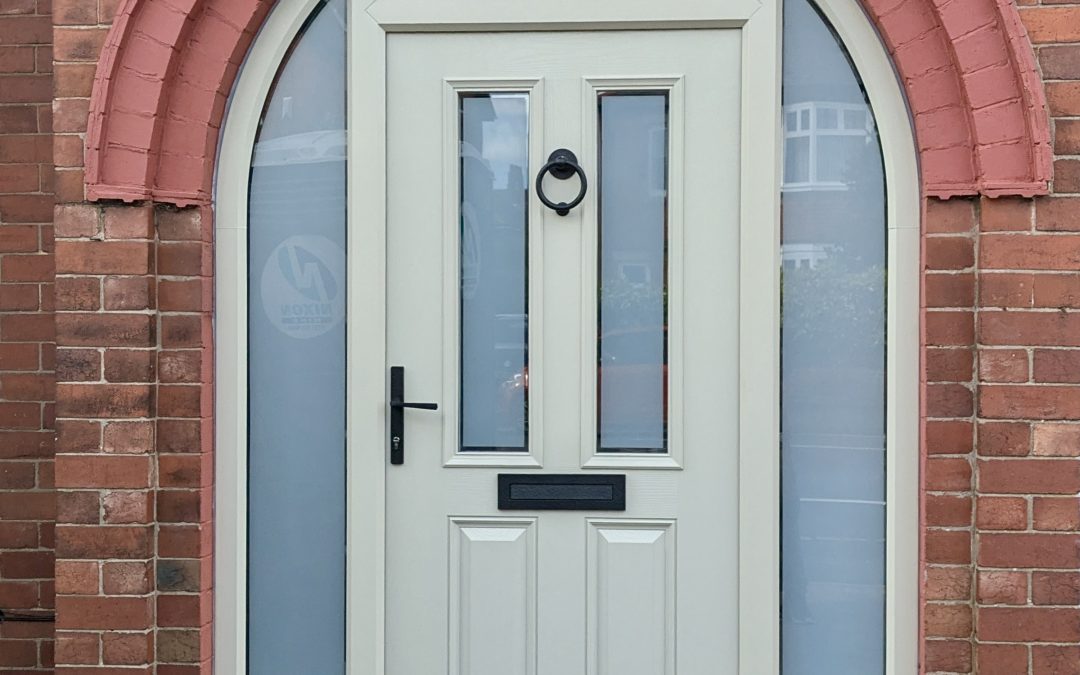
[85,0,274,206]
[863,0,1052,196]
[84,0,1052,204]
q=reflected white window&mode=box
[783,101,875,189]
[781,0,887,673]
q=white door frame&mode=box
[818,1,921,671]
[214,0,918,673]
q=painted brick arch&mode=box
[862,0,1052,197]
[85,0,274,206]
[84,0,1052,204]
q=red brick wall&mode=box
[0,0,56,671]
[976,7,1080,671]
[919,7,1080,673]
[52,202,213,671]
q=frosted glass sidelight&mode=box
[246,0,347,672]
[597,92,669,453]
[781,0,887,672]
[459,93,530,452]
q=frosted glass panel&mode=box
[246,0,346,672]
[781,0,886,672]
[597,93,668,453]
[459,93,529,452]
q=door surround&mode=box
[213,0,917,673]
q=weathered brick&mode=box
[976,643,1027,675]
[976,496,1027,530]
[977,570,1028,605]
[1033,424,1080,457]
[56,313,153,347]
[55,455,151,489]
[1033,496,1080,531]
[102,560,152,595]
[979,458,1080,494]
[54,595,152,631]
[980,533,1080,569]
[978,606,1080,643]
[55,384,152,418]
[55,241,151,275]
[55,525,152,560]
[927,419,974,455]
[925,639,972,673]
[980,385,1080,420]
[1032,572,1080,606]
[980,196,1032,231]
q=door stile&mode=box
[347,2,388,674]
[737,2,783,674]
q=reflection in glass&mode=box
[781,0,887,673]
[246,0,346,673]
[597,92,669,453]
[459,93,529,452]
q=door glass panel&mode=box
[246,0,346,672]
[597,92,669,453]
[781,0,886,672]
[459,93,529,452]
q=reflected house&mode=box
[779,92,888,667]
[781,100,877,270]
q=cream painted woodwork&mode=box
[386,30,742,675]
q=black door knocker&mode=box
[535,148,587,216]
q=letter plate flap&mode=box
[497,474,626,510]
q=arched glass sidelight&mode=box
[781,0,887,672]
[246,0,347,672]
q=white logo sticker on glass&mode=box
[261,235,345,339]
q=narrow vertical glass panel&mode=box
[781,0,886,673]
[246,0,346,672]
[459,93,529,452]
[597,92,669,454]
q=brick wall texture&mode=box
[0,0,1076,672]
[916,6,1080,674]
[0,0,56,671]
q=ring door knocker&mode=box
[535,148,588,216]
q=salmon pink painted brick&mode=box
[82,0,1050,206]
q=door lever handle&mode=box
[390,400,438,411]
[389,366,438,465]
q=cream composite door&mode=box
[386,30,743,674]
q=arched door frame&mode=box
[813,1,921,671]
[214,2,331,673]
[214,0,918,672]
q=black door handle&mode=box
[391,401,438,411]
[389,366,438,465]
